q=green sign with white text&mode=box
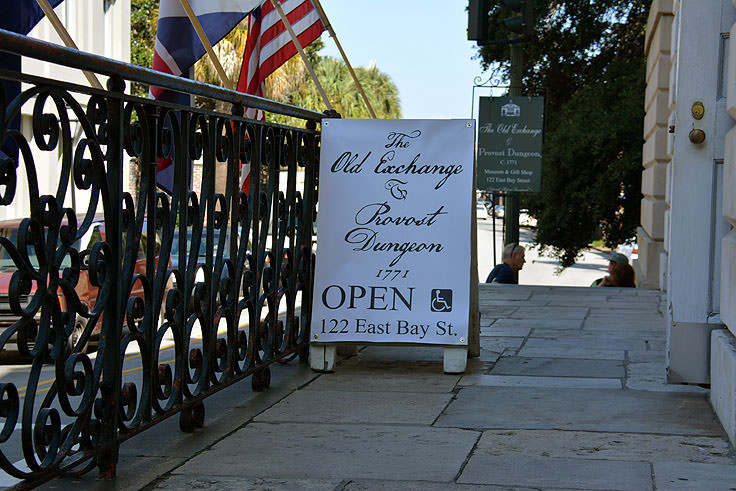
[476,96,544,192]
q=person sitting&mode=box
[598,261,636,287]
[486,243,526,284]
[591,251,629,287]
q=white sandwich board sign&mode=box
[311,119,474,346]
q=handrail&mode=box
[0,28,325,122]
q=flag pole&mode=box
[268,0,334,112]
[178,0,234,90]
[310,0,377,118]
[34,0,104,90]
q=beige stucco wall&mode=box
[639,0,673,288]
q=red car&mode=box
[0,214,171,357]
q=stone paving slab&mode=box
[527,332,664,347]
[519,346,625,360]
[625,378,710,393]
[476,306,521,317]
[459,374,621,389]
[171,423,479,482]
[152,476,345,490]
[628,350,669,362]
[490,356,625,378]
[40,456,177,491]
[481,326,531,337]
[654,461,736,490]
[473,429,734,464]
[542,300,659,311]
[584,314,665,324]
[526,328,593,338]
[478,349,515,363]
[305,369,460,393]
[529,330,665,344]
[523,336,651,351]
[626,361,666,383]
[39,364,322,491]
[479,286,533,300]
[480,337,525,353]
[343,481,544,490]
[255,389,452,425]
[489,318,583,330]
[458,455,652,490]
[580,324,665,336]
[346,346,445,362]
[582,322,666,332]
[148,479,537,491]
[436,386,723,435]
[509,307,589,319]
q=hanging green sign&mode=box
[476,96,544,192]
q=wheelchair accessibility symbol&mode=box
[431,289,453,312]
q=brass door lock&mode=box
[691,101,705,120]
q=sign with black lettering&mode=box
[311,119,474,345]
[476,96,544,192]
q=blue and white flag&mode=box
[0,0,66,162]
[0,0,65,35]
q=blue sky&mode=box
[317,1,491,120]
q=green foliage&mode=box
[478,0,649,266]
[127,6,401,142]
[130,0,158,98]
[268,56,401,127]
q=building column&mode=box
[639,0,673,289]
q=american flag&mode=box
[236,0,325,192]
[237,0,324,119]
[151,0,260,192]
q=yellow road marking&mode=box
[17,308,300,399]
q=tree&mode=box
[477,0,649,266]
[130,0,158,98]
[268,56,401,127]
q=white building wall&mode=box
[641,0,736,447]
[4,0,131,222]
[665,0,733,384]
[723,6,736,335]
[667,0,736,447]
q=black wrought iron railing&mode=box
[0,29,322,487]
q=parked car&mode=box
[617,241,639,261]
[476,203,489,220]
[519,210,537,227]
[171,228,217,271]
[170,226,246,283]
[0,215,171,358]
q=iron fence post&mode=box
[97,75,126,479]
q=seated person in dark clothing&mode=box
[486,243,526,284]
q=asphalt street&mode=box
[476,218,611,287]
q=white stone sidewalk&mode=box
[42,285,736,491]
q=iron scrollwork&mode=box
[0,30,320,487]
